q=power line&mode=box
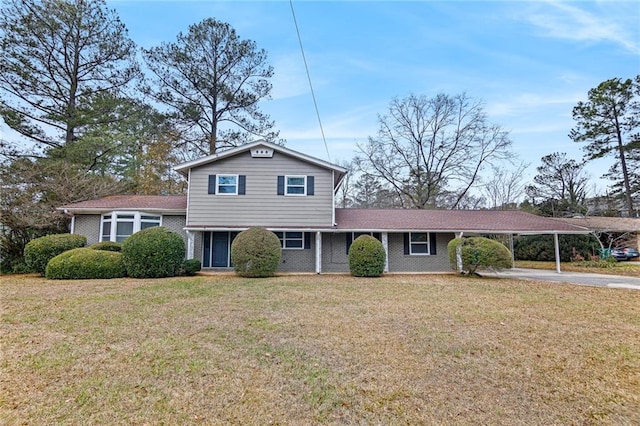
[289,0,331,162]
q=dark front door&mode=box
[211,232,230,267]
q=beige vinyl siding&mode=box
[187,151,334,227]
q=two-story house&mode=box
[59,140,588,273]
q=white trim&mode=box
[70,216,75,234]
[186,230,194,260]
[554,233,562,274]
[216,174,239,195]
[100,211,162,242]
[185,169,191,225]
[408,232,431,256]
[382,232,389,273]
[315,231,322,274]
[174,140,348,177]
[284,175,307,196]
[274,231,305,250]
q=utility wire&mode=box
[289,0,331,162]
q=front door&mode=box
[211,232,229,267]
[202,231,240,268]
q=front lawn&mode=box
[1,274,639,424]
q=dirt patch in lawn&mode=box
[1,274,639,424]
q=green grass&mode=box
[1,273,639,424]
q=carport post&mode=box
[554,233,561,274]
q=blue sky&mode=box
[36,1,640,191]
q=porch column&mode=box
[456,232,464,273]
[381,232,389,273]
[186,230,195,260]
[554,233,561,274]
[315,231,322,274]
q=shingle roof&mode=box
[557,216,640,232]
[59,195,187,213]
[335,209,589,234]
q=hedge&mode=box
[348,235,386,277]
[121,227,185,278]
[24,233,87,275]
[231,227,281,277]
[45,248,126,280]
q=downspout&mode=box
[554,233,561,274]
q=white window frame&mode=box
[274,231,305,250]
[100,212,162,242]
[409,232,431,256]
[285,175,306,196]
[217,174,238,195]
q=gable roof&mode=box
[556,216,640,233]
[58,195,187,214]
[174,140,348,189]
[335,209,589,234]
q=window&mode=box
[409,232,430,255]
[208,175,246,195]
[346,232,381,254]
[286,176,306,195]
[274,232,311,249]
[217,175,238,195]
[277,175,314,196]
[100,212,161,242]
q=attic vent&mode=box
[251,148,274,158]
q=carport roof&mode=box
[335,209,589,234]
[556,216,640,233]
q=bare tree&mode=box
[355,93,513,209]
[525,152,589,217]
[483,162,528,209]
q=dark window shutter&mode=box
[307,176,314,195]
[304,232,311,249]
[403,233,410,255]
[208,175,216,194]
[277,176,285,195]
[429,233,437,255]
[373,232,381,241]
[346,233,353,255]
[238,175,246,195]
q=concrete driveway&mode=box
[489,268,640,290]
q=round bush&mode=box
[45,248,126,280]
[448,237,513,275]
[182,259,202,276]
[90,241,122,252]
[231,227,281,278]
[24,233,87,275]
[348,235,386,277]
[121,227,185,278]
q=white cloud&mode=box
[524,0,640,54]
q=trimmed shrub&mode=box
[182,259,202,276]
[24,233,87,275]
[231,227,281,278]
[448,237,512,275]
[348,235,386,277]
[121,227,185,278]
[90,241,122,252]
[45,248,126,280]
